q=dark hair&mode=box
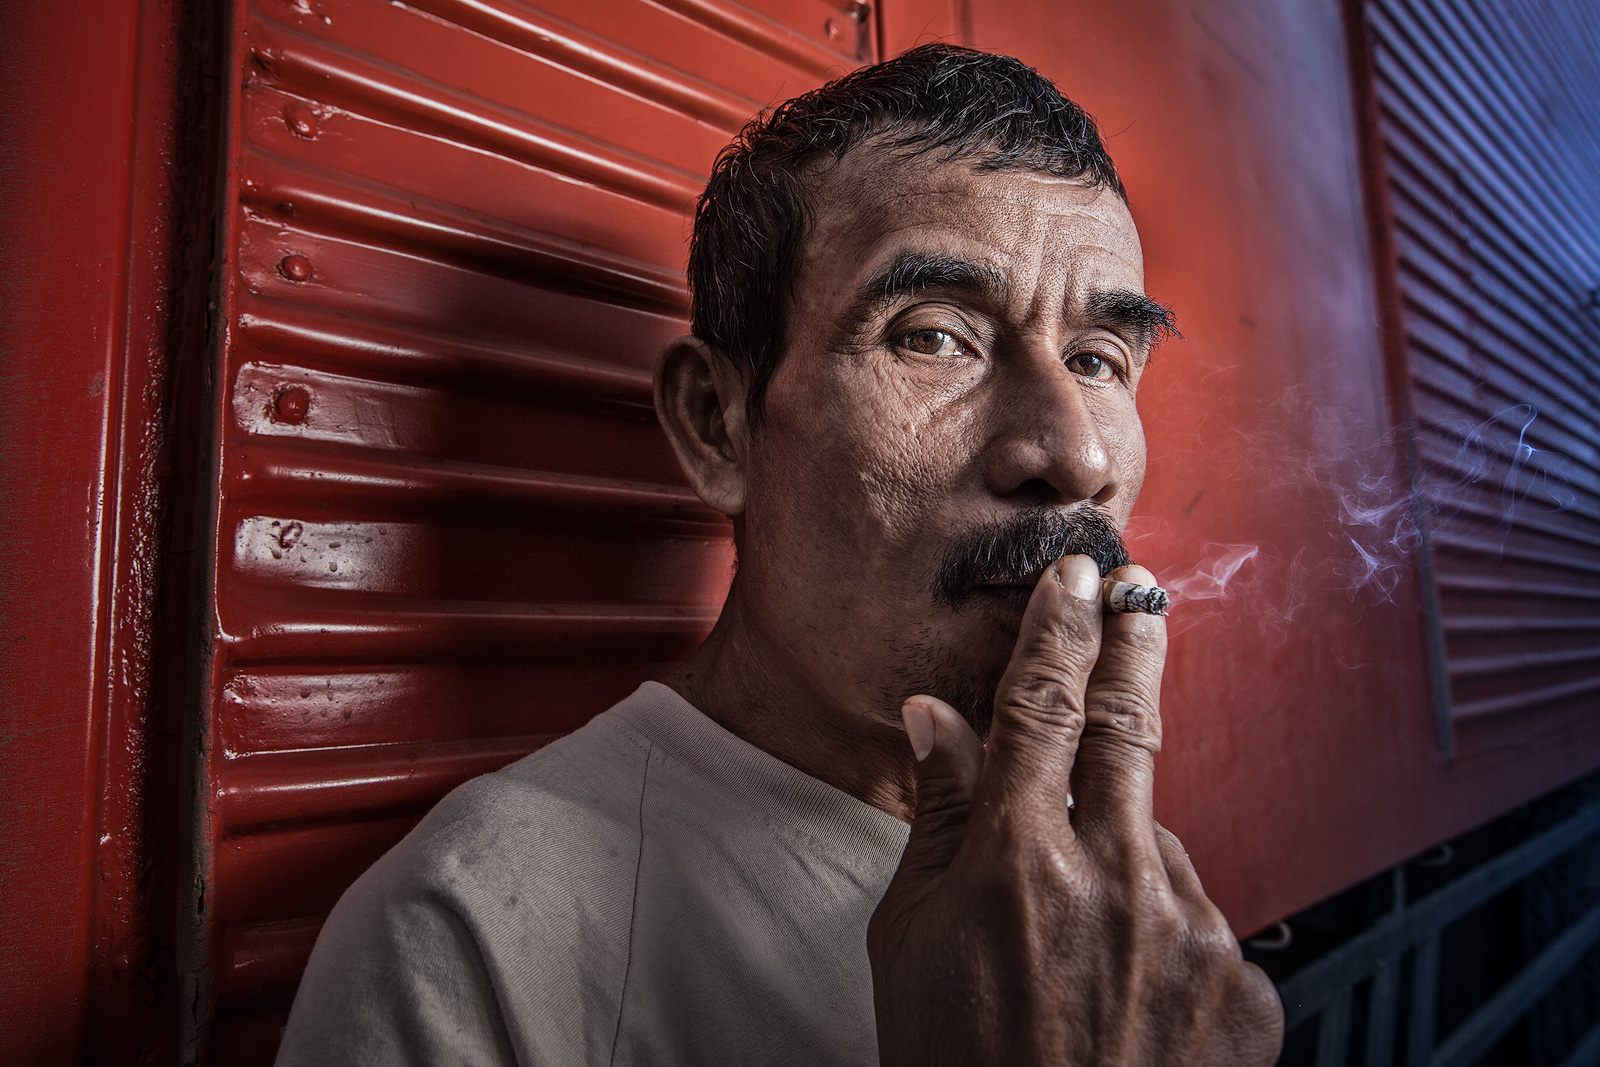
[687,43,1127,425]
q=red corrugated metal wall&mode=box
[8,1,1600,1064]
[192,0,895,1058]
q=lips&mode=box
[972,581,1036,610]
[978,569,1046,594]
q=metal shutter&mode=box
[196,1,874,1059]
[1363,0,1600,753]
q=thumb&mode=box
[894,695,985,880]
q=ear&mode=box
[654,335,750,518]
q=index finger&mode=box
[977,554,1103,815]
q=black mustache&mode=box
[933,506,1131,608]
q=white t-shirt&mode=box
[276,682,911,1066]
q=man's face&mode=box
[736,147,1156,732]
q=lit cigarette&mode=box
[1102,579,1170,616]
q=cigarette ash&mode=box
[1105,580,1172,615]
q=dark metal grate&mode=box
[1256,774,1600,1067]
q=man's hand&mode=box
[869,555,1284,1066]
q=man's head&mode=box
[657,45,1174,737]
[688,44,1137,428]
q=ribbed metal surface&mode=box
[1366,0,1600,733]
[201,0,870,1057]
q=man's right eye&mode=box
[901,329,965,358]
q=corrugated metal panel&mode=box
[1365,0,1600,744]
[197,0,873,1059]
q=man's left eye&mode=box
[1066,351,1121,382]
[901,329,966,358]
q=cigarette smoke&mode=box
[1129,397,1579,643]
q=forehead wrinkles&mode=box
[803,158,1141,326]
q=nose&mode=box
[982,352,1120,506]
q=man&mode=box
[278,44,1282,1065]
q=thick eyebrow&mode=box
[854,250,1010,316]
[1081,287,1180,350]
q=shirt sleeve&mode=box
[275,870,518,1067]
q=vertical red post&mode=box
[1,0,219,1062]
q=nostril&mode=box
[1090,482,1120,505]
[1009,478,1061,507]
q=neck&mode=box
[662,577,919,823]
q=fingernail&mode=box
[901,699,935,762]
[1114,564,1157,587]
[1058,555,1100,601]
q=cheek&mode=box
[834,362,979,533]
[1101,394,1147,503]
[761,359,975,550]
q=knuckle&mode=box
[1217,963,1288,1051]
[998,673,1086,731]
[911,801,969,843]
[913,768,969,815]
[1083,692,1162,751]
[1191,913,1244,962]
[1240,961,1286,1015]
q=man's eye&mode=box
[901,329,965,358]
[1066,351,1121,382]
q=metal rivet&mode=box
[284,104,318,139]
[824,17,842,39]
[273,385,310,424]
[279,254,312,282]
